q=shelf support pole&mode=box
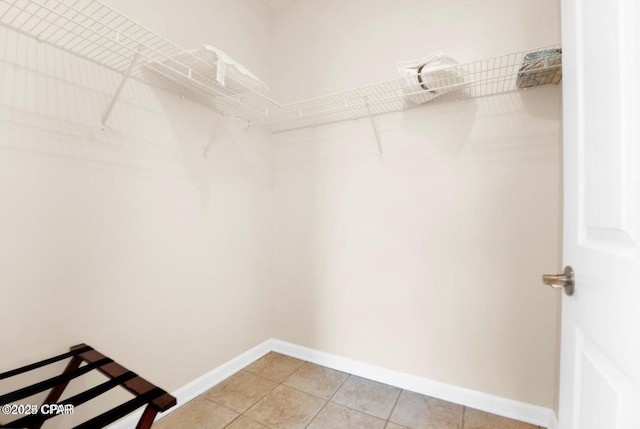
[364,97,383,159]
[101,45,142,129]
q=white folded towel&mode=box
[198,45,269,91]
[141,44,269,94]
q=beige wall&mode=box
[104,0,273,85]
[0,0,563,424]
[269,0,560,103]
[0,1,273,425]
[270,0,562,409]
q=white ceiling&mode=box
[261,0,298,10]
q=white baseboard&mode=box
[269,339,558,428]
[108,340,272,429]
[109,338,559,429]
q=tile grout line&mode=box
[385,388,404,428]
[205,352,540,429]
[166,354,354,428]
[236,356,327,429]
[323,373,403,427]
[461,405,466,429]
[208,369,280,412]
[220,413,242,429]
[296,370,404,429]
[243,354,400,428]
[301,397,329,429]
[239,357,306,429]
[302,369,352,429]
[215,378,278,429]
[288,359,328,429]
[211,360,298,429]
[327,373,353,403]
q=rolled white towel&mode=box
[397,51,465,104]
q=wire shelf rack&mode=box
[246,45,562,133]
[0,0,561,134]
[0,0,279,119]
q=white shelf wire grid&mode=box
[0,0,279,118]
[246,45,562,133]
[0,0,561,134]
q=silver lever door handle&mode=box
[542,266,575,296]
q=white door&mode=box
[558,0,640,428]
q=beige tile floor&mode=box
[153,352,546,429]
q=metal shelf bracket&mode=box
[365,97,383,159]
[100,45,143,129]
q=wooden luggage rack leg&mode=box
[136,406,159,429]
[31,351,84,429]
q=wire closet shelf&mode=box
[0,0,279,119]
[0,0,561,134]
[246,45,562,133]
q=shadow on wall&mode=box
[271,84,560,174]
[0,29,177,173]
[271,83,562,406]
[148,85,273,212]
[399,86,561,159]
[0,26,272,190]
[398,90,477,158]
[0,25,275,407]
[270,85,561,174]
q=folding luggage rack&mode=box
[0,344,176,429]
